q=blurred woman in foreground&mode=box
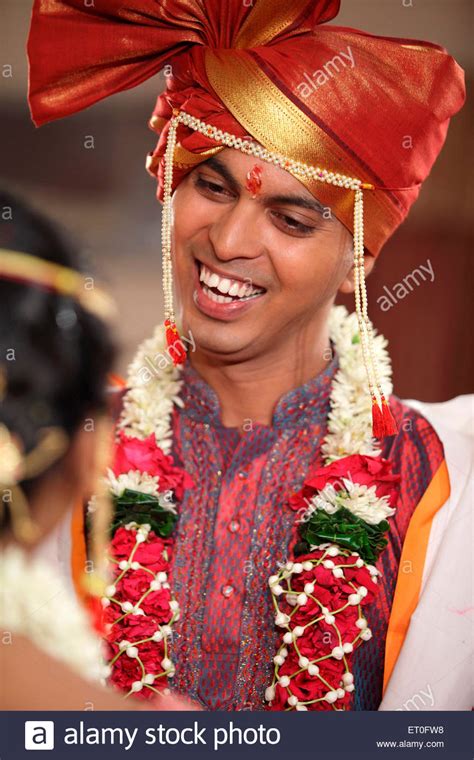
[0,192,192,710]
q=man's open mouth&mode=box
[197,262,266,304]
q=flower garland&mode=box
[100,306,399,707]
[0,544,106,683]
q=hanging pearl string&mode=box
[353,190,378,402]
[353,189,387,409]
[162,117,179,324]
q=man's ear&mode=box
[339,252,376,295]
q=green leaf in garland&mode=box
[110,488,178,538]
[299,506,389,564]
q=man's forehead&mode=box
[199,151,327,215]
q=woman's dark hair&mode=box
[0,191,116,487]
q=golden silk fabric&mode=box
[28,0,465,255]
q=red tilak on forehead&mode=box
[245,165,263,197]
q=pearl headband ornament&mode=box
[160,109,397,438]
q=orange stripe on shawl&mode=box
[382,459,450,692]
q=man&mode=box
[27,0,471,711]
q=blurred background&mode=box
[1,0,472,400]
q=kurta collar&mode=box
[179,353,338,431]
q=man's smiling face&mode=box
[172,147,355,362]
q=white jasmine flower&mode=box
[275,612,290,627]
[106,468,161,498]
[341,480,396,525]
[158,490,178,514]
[311,479,395,526]
[323,306,392,463]
[265,686,276,702]
[118,325,184,453]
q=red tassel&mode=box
[381,397,398,436]
[371,397,385,438]
[164,319,187,366]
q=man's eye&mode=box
[194,176,233,198]
[270,211,315,235]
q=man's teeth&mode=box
[203,287,238,304]
[199,264,264,302]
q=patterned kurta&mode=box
[167,357,444,710]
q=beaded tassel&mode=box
[371,396,385,439]
[381,395,398,436]
[164,318,187,364]
[160,110,398,433]
[161,115,186,366]
[353,190,398,439]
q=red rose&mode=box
[139,589,173,621]
[110,652,141,690]
[119,570,155,602]
[134,537,172,571]
[108,632,170,699]
[109,527,171,574]
[289,454,399,511]
[112,431,193,500]
[110,525,138,559]
[108,616,157,643]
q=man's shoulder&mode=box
[388,395,445,454]
[385,396,445,498]
[387,394,473,503]
[398,395,473,441]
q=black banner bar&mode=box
[1,710,472,759]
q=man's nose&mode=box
[208,199,264,262]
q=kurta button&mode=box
[221,584,234,598]
[228,520,240,533]
[238,471,246,479]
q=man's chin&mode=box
[182,316,257,361]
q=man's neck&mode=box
[189,323,332,429]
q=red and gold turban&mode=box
[28,0,465,257]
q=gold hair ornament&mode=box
[0,250,116,322]
[160,110,396,437]
[0,423,69,543]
